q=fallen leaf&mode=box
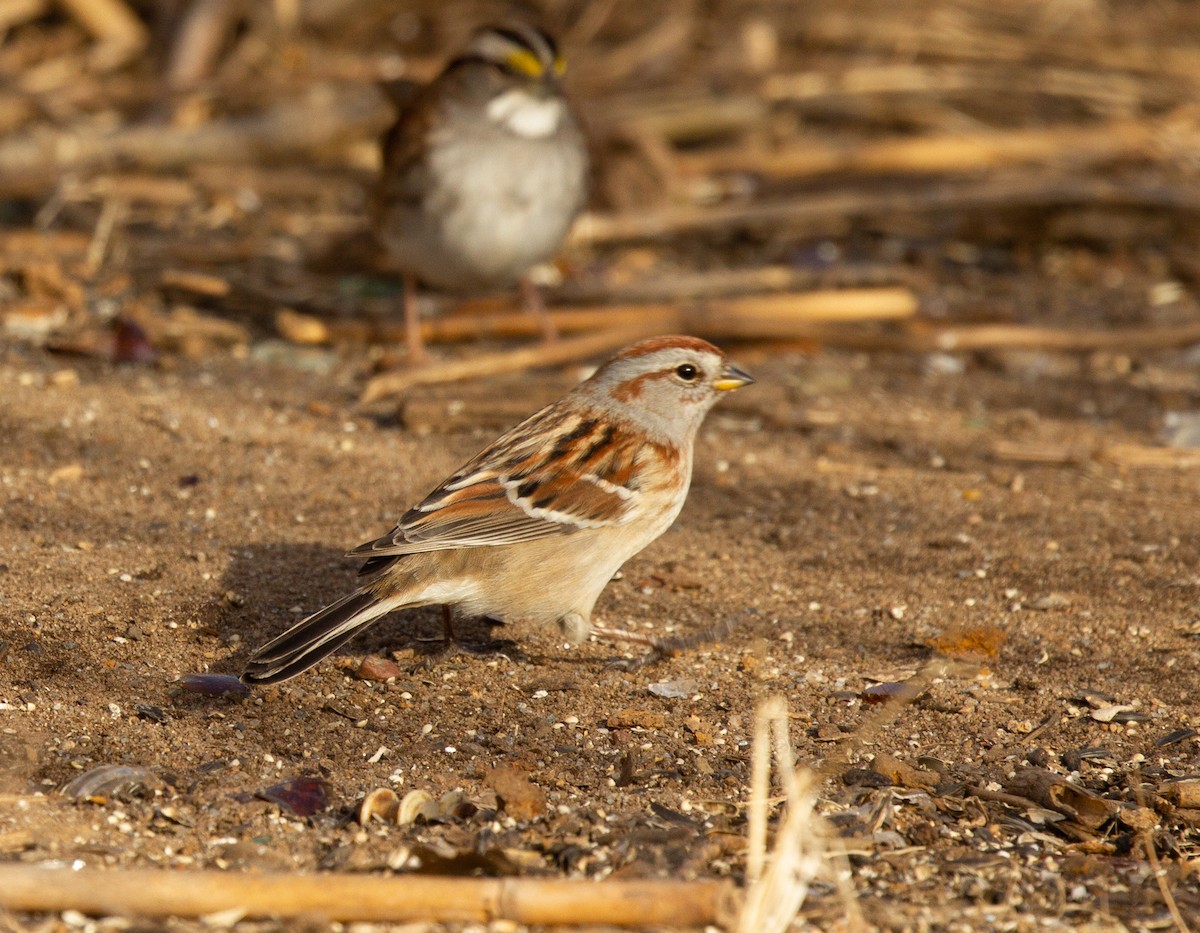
[486,765,546,821]
[255,776,330,817]
[926,625,1006,660]
[870,753,938,790]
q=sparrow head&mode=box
[579,336,754,444]
[463,24,566,83]
[442,24,570,138]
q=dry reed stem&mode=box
[572,173,1200,244]
[0,794,50,805]
[58,0,147,65]
[358,325,661,405]
[351,288,917,402]
[994,440,1200,470]
[555,263,907,304]
[280,287,917,354]
[924,321,1200,353]
[164,0,244,87]
[1098,444,1200,470]
[738,695,835,933]
[760,62,1145,110]
[0,0,48,33]
[0,865,736,927]
[819,321,1200,355]
[593,92,768,143]
[0,86,389,195]
[799,8,1200,81]
[677,116,1199,182]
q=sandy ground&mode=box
[4,2,1200,928]
[3,304,1200,929]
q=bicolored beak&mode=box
[712,363,754,392]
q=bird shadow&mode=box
[200,542,574,677]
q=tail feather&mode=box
[241,590,398,685]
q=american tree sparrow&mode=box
[242,336,753,684]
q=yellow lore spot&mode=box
[505,49,545,77]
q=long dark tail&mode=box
[241,590,401,685]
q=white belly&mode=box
[410,125,587,290]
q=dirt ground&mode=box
[5,1,1200,931]
[5,299,1200,930]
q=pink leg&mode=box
[519,276,557,343]
[403,274,427,363]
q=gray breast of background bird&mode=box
[401,94,587,291]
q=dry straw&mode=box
[737,695,859,932]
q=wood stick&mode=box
[318,301,1196,405]
[992,440,1200,471]
[798,9,1200,82]
[592,61,1145,146]
[592,91,768,144]
[571,173,1200,245]
[85,175,198,206]
[359,326,663,405]
[694,288,917,333]
[676,117,1198,182]
[58,0,146,44]
[281,288,917,350]
[806,321,1200,354]
[57,0,148,69]
[165,0,243,87]
[0,865,736,927]
[574,2,696,89]
[0,0,48,34]
[0,86,389,196]
[0,794,50,805]
[1098,443,1200,470]
[400,394,565,433]
[990,440,1083,466]
[554,263,906,305]
[0,228,92,261]
[278,305,683,347]
[759,62,1144,110]
[920,321,1200,353]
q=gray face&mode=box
[579,339,753,445]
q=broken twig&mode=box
[0,865,736,927]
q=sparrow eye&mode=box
[675,363,699,381]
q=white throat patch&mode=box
[486,89,564,138]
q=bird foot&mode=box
[593,618,737,671]
[411,613,527,667]
[410,635,527,669]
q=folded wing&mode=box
[350,406,643,559]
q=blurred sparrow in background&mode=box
[373,23,589,361]
[243,335,753,684]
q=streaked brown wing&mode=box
[372,80,442,224]
[349,406,643,557]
